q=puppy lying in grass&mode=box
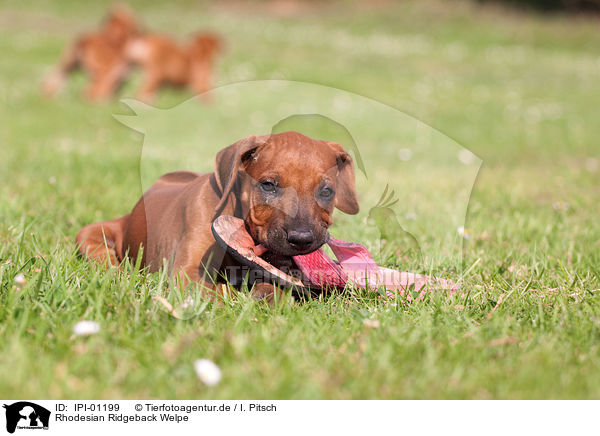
[42,5,140,101]
[76,131,455,306]
[126,31,223,102]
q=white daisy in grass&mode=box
[457,226,472,240]
[72,320,100,337]
[363,319,380,329]
[194,359,222,386]
[552,201,570,212]
[14,273,26,288]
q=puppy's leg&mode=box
[173,250,225,299]
[85,62,128,101]
[76,215,130,267]
[137,71,161,103]
[190,61,212,101]
[172,242,243,304]
[172,267,237,307]
[251,282,284,307]
[42,40,81,97]
[85,72,105,102]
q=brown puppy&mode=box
[126,32,223,102]
[42,6,139,101]
[76,132,358,303]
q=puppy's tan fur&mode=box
[126,32,223,102]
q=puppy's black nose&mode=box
[287,229,314,249]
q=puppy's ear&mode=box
[326,141,359,215]
[214,135,266,216]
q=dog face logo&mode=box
[3,402,50,433]
[367,185,422,262]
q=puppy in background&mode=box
[126,32,223,102]
[42,5,140,101]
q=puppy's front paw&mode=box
[251,282,283,307]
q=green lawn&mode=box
[1,0,600,399]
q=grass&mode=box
[1,0,600,399]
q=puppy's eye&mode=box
[319,187,334,200]
[259,181,277,193]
